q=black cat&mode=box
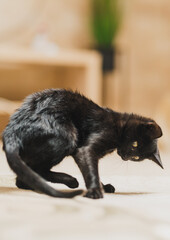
[2,89,163,199]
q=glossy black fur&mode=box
[2,89,163,199]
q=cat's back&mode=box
[7,89,99,125]
[24,88,96,111]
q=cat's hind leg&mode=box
[16,171,79,190]
[41,171,79,189]
[16,177,33,190]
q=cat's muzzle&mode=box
[117,150,129,161]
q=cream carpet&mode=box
[0,142,170,240]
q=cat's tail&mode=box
[4,143,83,198]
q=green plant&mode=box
[91,0,121,49]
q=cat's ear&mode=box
[138,122,162,139]
[149,148,163,169]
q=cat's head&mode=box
[117,117,163,168]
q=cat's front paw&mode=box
[103,183,115,193]
[84,188,103,199]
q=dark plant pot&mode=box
[97,47,115,73]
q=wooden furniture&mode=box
[0,45,103,105]
[0,98,21,134]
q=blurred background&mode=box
[0,0,170,154]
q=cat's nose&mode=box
[117,150,128,161]
[121,155,128,161]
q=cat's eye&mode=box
[132,141,138,148]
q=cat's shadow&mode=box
[0,186,26,194]
[0,187,152,196]
[114,192,152,195]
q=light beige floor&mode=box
[0,142,170,240]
